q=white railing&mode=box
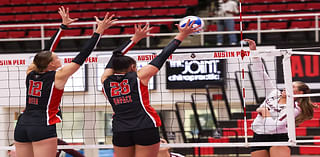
[0,12,319,48]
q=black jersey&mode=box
[103,72,161,132]
[18,71,63,126]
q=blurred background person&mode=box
[216,0,239,46]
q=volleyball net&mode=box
[1,47,320,156]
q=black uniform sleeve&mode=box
[149,39,181,69]
[43,24,68,52]
[72,32,101,65]
[105,40,136,69]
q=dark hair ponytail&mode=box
[112,55,136,73]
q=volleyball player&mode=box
[13,6,117,157]
[245,39,315,157]
[101,20,200,157]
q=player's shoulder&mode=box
[127,71,138,77]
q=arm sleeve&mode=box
[263,106,301,134]
[71,32,101,65]
[251,57,276,98]
[43,24,68,52]
[149,39,181,70]
[105,40,136,69]
[113,39,136,56]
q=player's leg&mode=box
[250,133,271,157]
[269,146,290,157]
[133,127,160,157]
[15,142,34,157]
[112,131,135,157]
[225,19,237,45]
[32,137,57,157]
[14,122,34,157]
[135,142,160,157]
[26,124,57,157]
[114,146,135,157]
[216,20,224,45]
[251,150,270,157]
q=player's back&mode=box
[103,72,160,132]
[19,71,63,126]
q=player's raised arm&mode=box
[245,38,276,96]
[101,24,153,83]
[44,6,78,52]
[137,20,200,85]
[27,6,78,75]
[55,13,117,89]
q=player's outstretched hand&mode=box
[243,39,256,50]
[95,13,118,34]
[174,19,201,41]
[58,6,78,26]
[131,24,153,43]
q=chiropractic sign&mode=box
[166,59,225,89]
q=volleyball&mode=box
[179,16,204,33]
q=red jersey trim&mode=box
[102,86,108,99]
[46,83,64,125]
[121,40,135,55]
[137,78,161,127]
[50,28,63,52]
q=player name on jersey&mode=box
[112,95,133,105]
[28,97,39,105]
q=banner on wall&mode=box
[277,55,320,89]
[166,59,226,89]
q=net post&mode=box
[282,49,296,145]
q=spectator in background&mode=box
[216,0,239,46]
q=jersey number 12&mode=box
[28,80,43,97]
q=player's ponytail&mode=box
[295,81,315,126]
[33,51,53,72]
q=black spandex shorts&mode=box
[112,127,160,147]
[250,133,289,153]
[14,124,57,142]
